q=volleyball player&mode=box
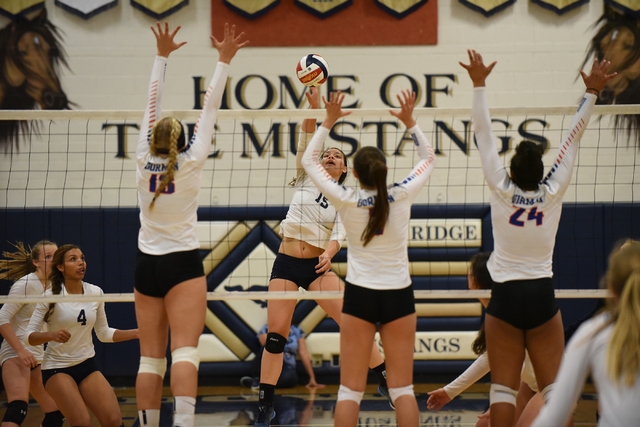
[301,89,435,427]
[133,22,248,427]
[254,86,387,427]
[0,241,64,427]
[459,50,616,427]
[531,241,640,426]
[25,244,139,427]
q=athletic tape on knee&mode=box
[541,383,554,404]
[138,356,167,378]
[171,347,200,370]
[42,410,65,427]
[388,384,414,404]
[337,385,364,404]
[490,384,517,406]
[265,332,286,354]
[3,400,28,425]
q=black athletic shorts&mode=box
[134,249,205,298]
[42,357,99,386]
[342,281,415,324]
[269,253,326,290]
[486,278,559,330]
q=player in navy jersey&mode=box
[254,87,387,427]
[25,245,138,427]
[0,241,63,427]
[460,50,615,427]
[302,90,436,427]
[133,22,248,427]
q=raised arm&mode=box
[301,91,352,209]
[188,24,249,162]
[137,22,186,158]
[460,50,508,191]
[295,87,321,175]
[389,90,436,199]
[543,58,616,195]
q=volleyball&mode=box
[296,54,330,87]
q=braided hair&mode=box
[149,117,185,209]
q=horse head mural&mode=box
[0,8,71,151]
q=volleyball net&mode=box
[0,105,638,305]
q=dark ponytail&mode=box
[44,244,79,322]
[354,147,389,246]
[510,140,544,191]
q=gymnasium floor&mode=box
[3,382,599,427]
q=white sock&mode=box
[173,396,196,427]
[138,409,160,427]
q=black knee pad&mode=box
[42,410,65,427]
[265,332,286,354]
[3,400,28,425]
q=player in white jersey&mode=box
[24,245,138,427]
[133,22,248,427]
[0,241,63,427]
[302,90,436,427]
[254,87,387,427]
[531,242,640,427]
[460,50,616,427]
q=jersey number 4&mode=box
[509,207,544,227]
[77,309,87,326]
[149,174,175,194]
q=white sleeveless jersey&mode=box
[0,273,46,362]
[279,130,345,249]
[532,313,640,427]
[136,56,229,255]
[473,88,596,282]
[302,125,435,290]
[25,282,116,370]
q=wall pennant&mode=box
[530,0,589,15]
[294,0,352,19]
[221,0,279,20]
[375,0,429,19]
[55,0,118,19]
[130,0,188,20]
[0,0,44,19]
[606,0,640,18]
[458,0,516,17]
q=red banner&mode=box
[211,0,437,46]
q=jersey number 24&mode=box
[509,207,544,227]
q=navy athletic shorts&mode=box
[134,248,204,298]
[486,277,559,330]
[42,357,99,386]
[342,281,415,324]
[269,253,326,290]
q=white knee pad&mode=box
[138,357,167,378]
[490,383,517,406]
[171,347,200,370]
[388,384,414,404]
[541,383,554,404]
[337,385,364,404]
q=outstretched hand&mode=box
[581,58,617,95]
[321,91,352,129]
[426,388,451,411]
[389,89,417,129]
[459,49,496,88]
[211,23,249,65]
[152,22,187,58]
[306,86,321,110]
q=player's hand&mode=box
[305,379,325,389]
[50,329,71,343]
[426,388,451,411]
[581,58,617,95]
[306,86,321,110]
[478,409,490,420]
[17,348,37,368]
[152,22,187,58]
[389,89,417,129]
[459,49,496,88]
[321,91,351,129]
[211,23,249,65]
[315,252,332,275]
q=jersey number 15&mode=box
[149,174,175,194]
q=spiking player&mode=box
[133,22,248,427]
[460,50,615,427]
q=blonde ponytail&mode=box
[149,117,182,209]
